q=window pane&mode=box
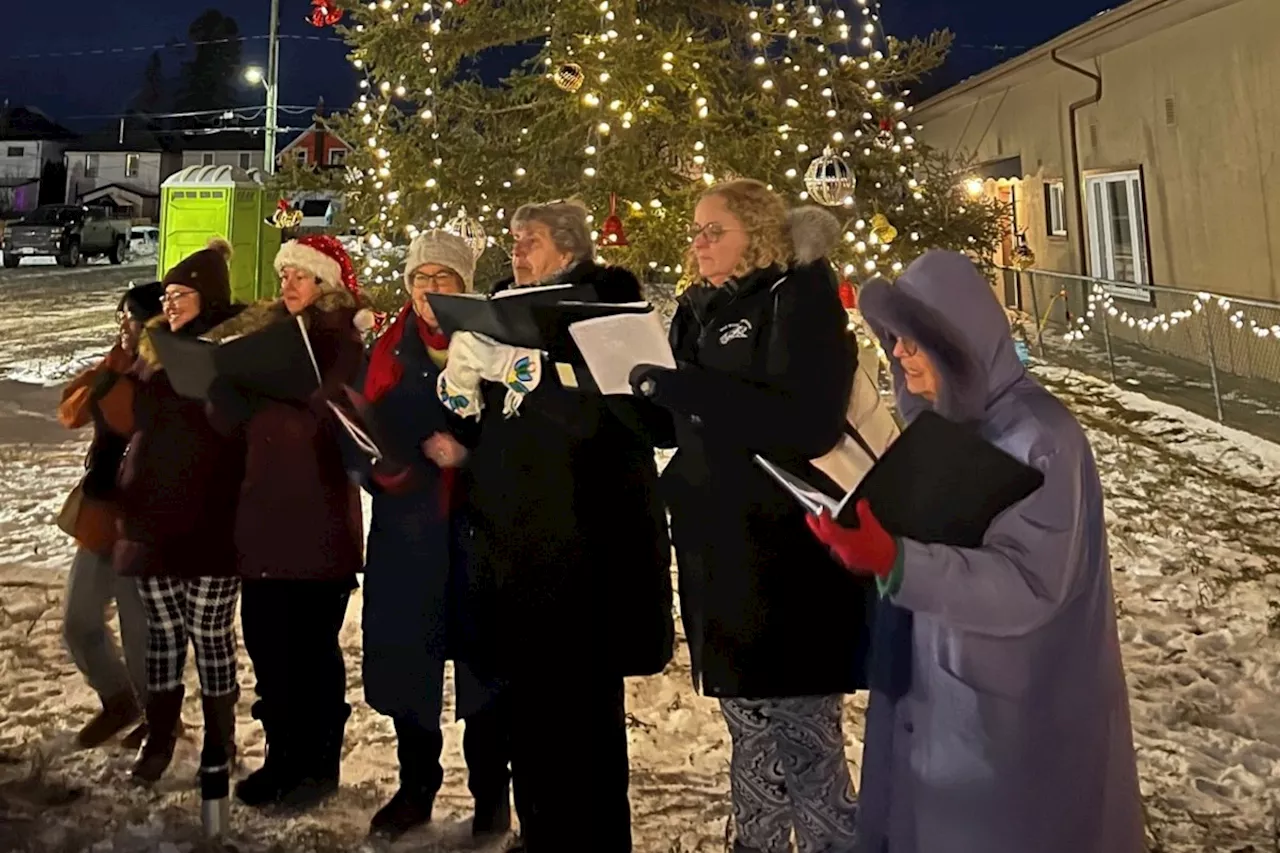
[1105,180,1137,282]
[1089,182,1108,278]
[239,152,252,169]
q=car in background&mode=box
[2,204,131,268]
[130,225,160,257]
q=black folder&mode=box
[148,318,321,403]
[530,300,653,363]
[426,283,600,349]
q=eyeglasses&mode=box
[409,270,461,292]
[896,337,920,357]
[686,222,743,244]
[160,290,197,307]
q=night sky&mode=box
[3,0,1117,131]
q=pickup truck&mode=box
[2,204,131,268]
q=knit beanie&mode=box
[119,281,164,322]
[404,230,476,293]
[161,238,232,310]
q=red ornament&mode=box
[838,280,857,309]
[879,117,893,132]
[308,0,343,27]
[597,193,629,248]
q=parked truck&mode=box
[1,205,131,268]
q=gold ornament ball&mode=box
[870,213,897,245]
[1013,242,1037,271]
[803,147,855,208]
[554,62,585,93]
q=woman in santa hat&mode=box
[204,234,368,812]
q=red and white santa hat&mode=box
[274,234,360,297]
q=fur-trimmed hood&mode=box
[787,206,841,266]
[858,250,1024,423]
[203,288,361,343]
[136,304,247,369]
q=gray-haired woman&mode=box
[438,200,673,852]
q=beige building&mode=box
[914,0,1280,378]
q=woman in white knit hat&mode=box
[355,229,510,841]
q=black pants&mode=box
[396,701,509,801]
[240,578,352,724]
[502,676,631,853]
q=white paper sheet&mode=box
[568,310,676,395]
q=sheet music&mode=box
[568,310,675,395]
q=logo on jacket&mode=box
[718,319,753,345]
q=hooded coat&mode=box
[204,290,365,583]
[640,207,873,699]
[854,251,1144,853]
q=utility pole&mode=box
[264,0,281,174]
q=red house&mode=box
[276,101,352,169]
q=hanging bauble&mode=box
[553,62,585,93]
[837,279,857,310]
[1012,232,1036,271]
[876,116,895,148]
[803,147,855,207]
[446,206,487,258]
[308,0,343,27]
[870,213,897,244]
[597,193,629,248]
[266,199,304,229]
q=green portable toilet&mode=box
[158,165,282,304]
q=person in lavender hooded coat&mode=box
[808,250,1144,853]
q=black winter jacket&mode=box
[642,255,873,699]
[455,260,675,682]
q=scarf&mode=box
[364,302,450,403]
[363,302,456,514]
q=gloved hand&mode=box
[437,332,488,418]
[806,500,900,579]
[628,363,676,399]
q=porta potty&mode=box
[158,165,282,303]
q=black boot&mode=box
[369,716,444,839]
[235,701,298,808]
[463,704,511,838]
[131,687,185,784]
[279,703,350,812]
[199,689,238,775]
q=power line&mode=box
[2,33,344,63]
[62,105,322,121]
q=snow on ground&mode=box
[0,272,1277,851]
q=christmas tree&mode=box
[317,0,1004,291]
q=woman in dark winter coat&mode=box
[102,240,247,784]
[55,282,162,752]
[204,235,366,812]
[630,180,864,853]
[437,200,673,853]
[356,229,509,841]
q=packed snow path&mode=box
[0,269,1277,852]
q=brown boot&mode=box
[131,687,185,784]
[122,713,185,752]
[77,691,141,749]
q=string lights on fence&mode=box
[1062,284,1280,343]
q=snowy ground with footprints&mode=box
[0,267,1277,852]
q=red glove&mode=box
[806,500,899,578]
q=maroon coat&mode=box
[113,312,247,579]
[205,291,365,582]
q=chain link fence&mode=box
[1000,267,1280,442]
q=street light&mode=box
[241,0,281,175]
[244,66,264,86]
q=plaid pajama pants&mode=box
[138,576,240,697]
[721,695,859,853]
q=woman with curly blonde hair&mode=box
[632,179,866,853]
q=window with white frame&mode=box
[328,148,347,166]
[1045,180,1067,237]
[238,152,252,170]
[6,146,23,158]
[125,153,140,178]
[201,152,215,167]
[84,153,99,178]
[295,148,309,165]
[1084,169,1151,301]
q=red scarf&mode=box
[363,302,456,514]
